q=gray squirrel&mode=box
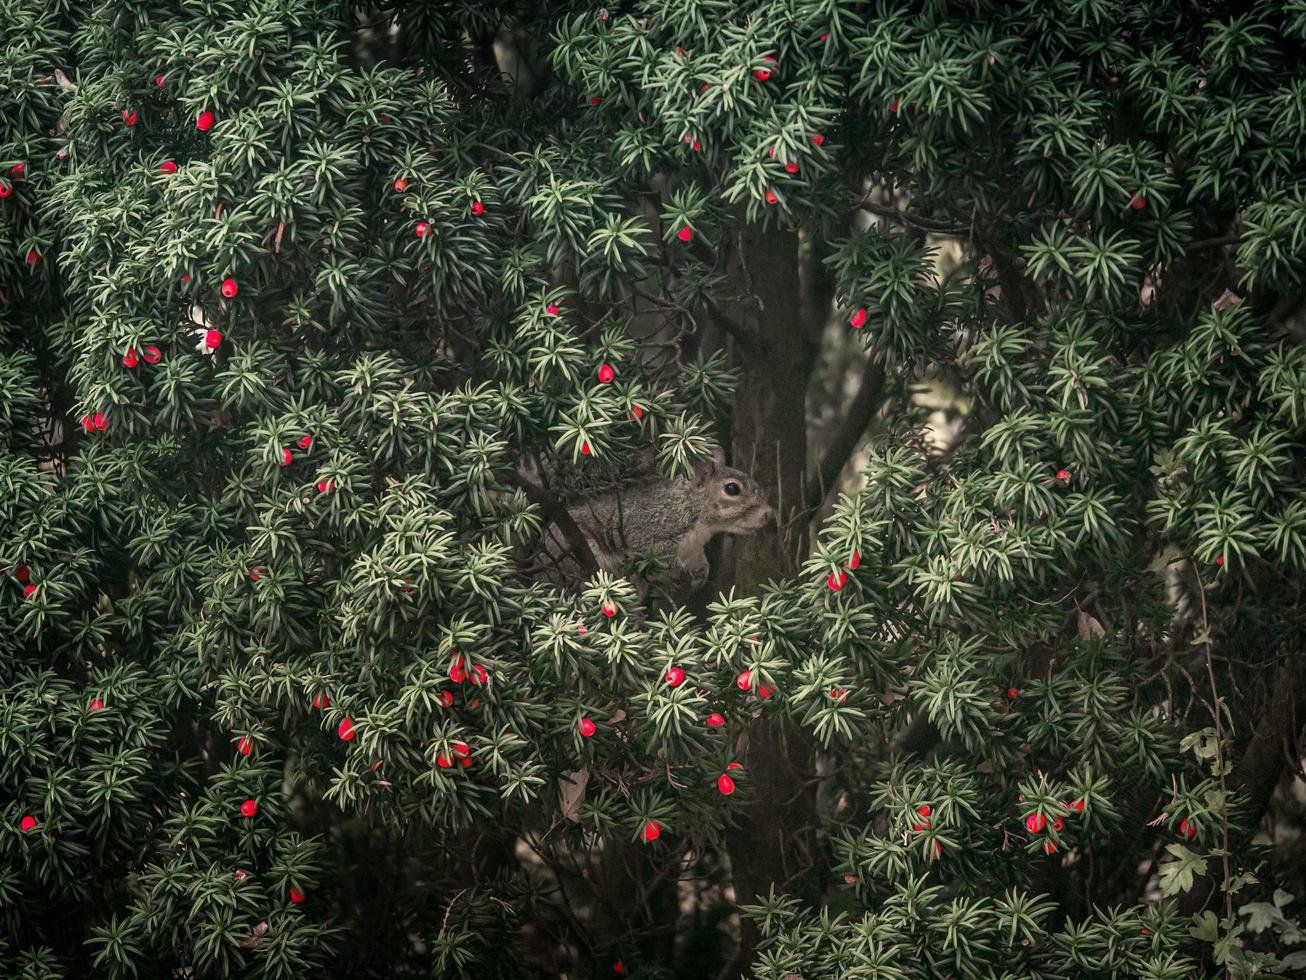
[526,449,775,602]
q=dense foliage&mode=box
[4,1,1306,977]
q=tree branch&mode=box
[857,201,970,237]
[802,355,887,517]
[1186,234,1242,254]
[498,469,599,578]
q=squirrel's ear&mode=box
[691,456,718,484]
[709,447,727,466]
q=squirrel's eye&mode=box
[724,481,742,497]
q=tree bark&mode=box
[711,216,825,975]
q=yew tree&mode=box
[4,1,1306,978]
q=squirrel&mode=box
[527,449,775,603]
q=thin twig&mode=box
[1186,235,1241,254]
[1195,566,1233,976]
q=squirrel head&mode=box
[690,452,775,533]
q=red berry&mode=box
[848,550,861,570]
[80,415,93,432]
[546,302,560,315]
[889,97,900,113]
[0,181,11,198]
[850,307,867,329]
[1179,817,1195,838]
[338,718,355,741]
[289,886,306,903]
[437,754,452,768]
[581,441,592,455]
[15,565,29,583]
[220,277,238,298]
[578,718,596,737]
[918,804,931,817]
[765,189,778,205]
[753,56,776,81]
[415,221,429,237]
[1131,193,1146,209]
[1043,841,1057,854]
[160,161,177,174]
[640,820,661,842]
[727,762,742,770]
[1071,799,1085,812]
[312,693,329,709]
[11,163,26,177]
[678,226,692,242]
[758,685,775,700]
[1053,816,1065,832]
[122,109,138,126]
[736,669,753,691]
[811,133,824,145]
[317,480,331,493]
[122,348,138,368]
[1007,687,1019,699]
[238,737,253,756]
[470,201,484,216]
[613,963,626,976]
[89,698,104,712]
[143,345,162,363]
[197,111,215,131]
[437,691,454,707]
[830,688,847,702]
[207,328,226,350]
[602,599,617,618]
[589,96,602,106]
[1215,555,1224,566]
[785,162,799,173]
[472,664,488,685]
[93,411,107,430]
[240,799,258,818]
[598,363,615,384]
[154,74,165,87]
[706,712,725,727]
[449,655,467,683]
[629,406,644,420]
[23,584,36,598]
[1056,469,1070,481]
[664,666,685,687]
[280,448,292,466]
[1025,813,1046,834]
[452,742,470,758]
[394,177,409,192]
[298,433,313,450]
[26,249,40,266]
[827,570,846,591]
[181,273,190,281]
[717,774,736,795]
[20,815,36,832]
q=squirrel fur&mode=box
[531,449,775,601]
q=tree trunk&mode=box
[712,216,826,974]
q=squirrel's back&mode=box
[532,451,774,600]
